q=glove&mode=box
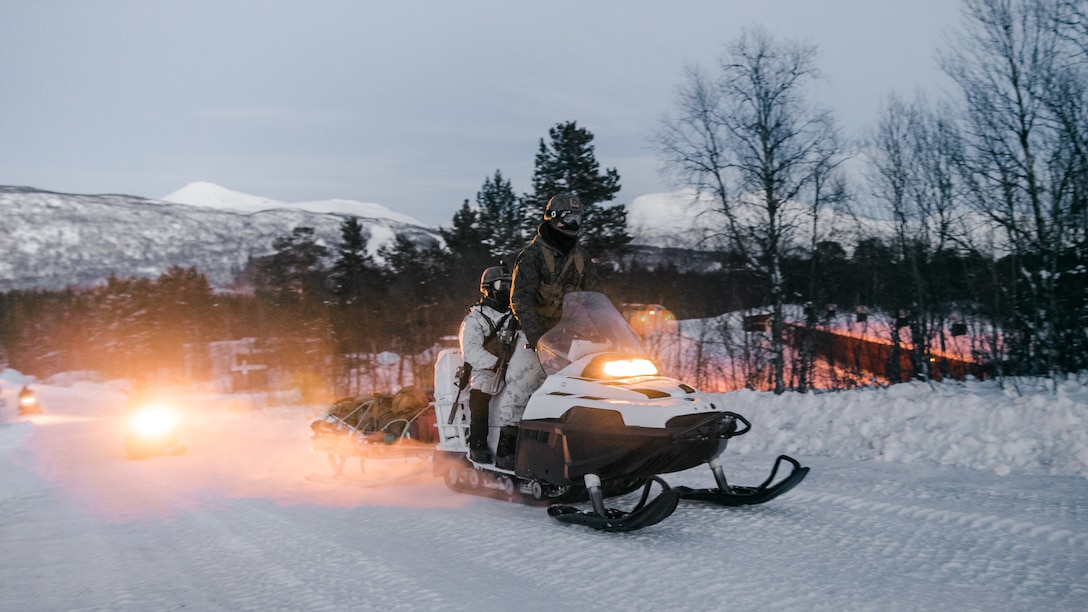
[526,333,542,351]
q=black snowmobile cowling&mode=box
[432,292,808,532]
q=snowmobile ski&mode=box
[547,476,680,532]
[676,455,809,506]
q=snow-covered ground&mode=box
[1,369,1086,611]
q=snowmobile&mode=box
[124,402,185,460]
[17,386,42,415]
[432,291,808,532]
[308,388,436,481]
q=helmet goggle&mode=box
[555,210,582,228]
[491,279,509,292]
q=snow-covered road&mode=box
[2,379,1086,611]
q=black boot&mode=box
[467,390,493,464]
[494,425,519,471]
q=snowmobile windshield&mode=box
[536,292,647,376]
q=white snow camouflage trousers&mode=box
[495,330,547,426]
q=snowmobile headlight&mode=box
[600,358,658,378]
[19,396,37,406]
[583,355,657,378]
[131,406,178,437]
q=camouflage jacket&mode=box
[510,227,601,347]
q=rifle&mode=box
[493,318,519,384]
[447,314,518,426]
[447,362,472,425]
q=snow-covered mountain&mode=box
[0,185,440,291]
[162,181,426,226]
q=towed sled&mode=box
[309,387,436,480]
[432,291,808,532]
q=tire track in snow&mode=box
[101,500,453,611]
[789,490,1088,547]
[774,488,1088,609]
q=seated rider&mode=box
[457,266,516,464]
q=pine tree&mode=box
[329,217,378,304]
[522,121,631,259]
[476,170,523,263]
[439,200,490,269]
[254,227,329,307]
[150,266,215,377]
[328,217,385,394]
[376,234,455,385]
[252,226,332,381]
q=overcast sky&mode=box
[0,0,963,227]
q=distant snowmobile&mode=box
[433,292,808,532]
[17,386,42,415]
[123,392,186,460]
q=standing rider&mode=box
[457,266,516,464]
[494,193,601,470]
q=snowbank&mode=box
[719,377,1088,478]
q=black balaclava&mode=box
[539,221,578,253]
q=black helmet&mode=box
[544,193,584,236]
[479,266,511,300]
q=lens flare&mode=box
[131,406,178,437]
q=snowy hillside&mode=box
[1,369,1085,610]
[163,181,426,226]
[0,186,440,291]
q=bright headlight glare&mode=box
[131,407,177,436]
[601,358,658,378]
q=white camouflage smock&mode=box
[457,302,511,397]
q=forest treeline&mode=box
[0,226,1026,390]
[1,0,1085,394]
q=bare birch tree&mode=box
[867,93,971,381]
[941,0,1088,377]
[655,27,842,393]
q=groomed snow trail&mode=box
[1,383,1086,611]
